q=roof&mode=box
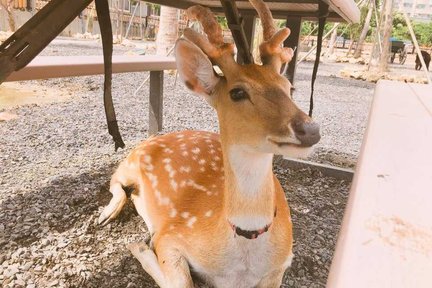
[147,0,360,23]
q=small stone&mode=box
[15,279,26,286]
[21,262,33,271]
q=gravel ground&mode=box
[1,39,373,287]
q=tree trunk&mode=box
[368,0,392,71]
[353,1,373,58]
[378,0,393,72]
[327,24,338,56]
[156,6,178,56]
[346,37,355,55]
[1,0,16,31]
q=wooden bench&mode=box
[4,55,177,135]
[327,80,432,288]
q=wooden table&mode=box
[327,80,432,288]
[5,55,177,135]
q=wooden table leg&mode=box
[284,17,302,86]
[149,70,163,136]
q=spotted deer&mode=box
[98,0,320,287]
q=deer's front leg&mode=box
[256,268,285,288]
[128,242,166,287]
[128,239,194,288]
[155,238,194,288]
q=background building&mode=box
[394,0,432,22]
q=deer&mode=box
[98,0,321,287]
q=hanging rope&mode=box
[96,0,125,150]
[309,3,329,117]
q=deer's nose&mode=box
[292,121,321,147]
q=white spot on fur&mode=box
[179,166,191,173]
[192,147,200,154]
[181,212,190,218]
[186,180,212,194]
[164,163,176,178]
[205,210,213,217]
[214,156,221,161]
[182,151,188,157]
[146,173,158,189]
[209,149,216,154]
[169,208,177,218]
[161,196,170,206]
[186,216,197,228]
[199,159,206,165]
[210,162,218,171]
[162,158,171,164]
[143,155,152,164]
[170,179,178,191]
[200,167,205,172]
[164,148,174,154]
[145,164,154,171]
[154,189,170,206]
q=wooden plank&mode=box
[274,156,354,181]
[145,0,359,22]
[327,81,432,288]
[148,71,163,136]
[5,55,176,82]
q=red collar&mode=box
[228,208,277,240]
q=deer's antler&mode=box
[184,1,293,72]
[184,5,237,72]
[249,0,294,71]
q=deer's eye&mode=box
[229,88,249,102]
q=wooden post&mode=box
[120,0,125,42]
[139,1,143,39]
[220,0,253,64]
[149,71,163,136]
[284,17,302,85]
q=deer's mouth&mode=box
[266,136,314,159]
[267,137,302,148]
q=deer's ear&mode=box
[175,39,220,103]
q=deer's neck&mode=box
[222,144,276,231]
